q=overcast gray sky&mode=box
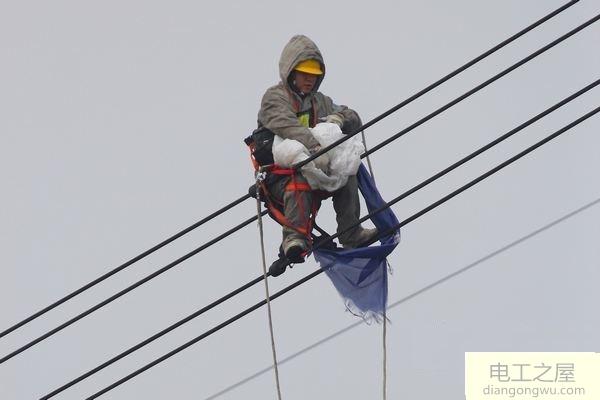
[1,1,599,399]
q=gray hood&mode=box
[278,35,325,93]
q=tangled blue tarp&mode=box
[313,164,400,321]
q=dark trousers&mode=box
[268,173,361,249]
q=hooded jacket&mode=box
[257,35,361,151]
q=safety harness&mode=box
[244,130,322,244]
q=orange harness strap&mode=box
[285,181,312,192]
[255,166,320,241]
[247,137,322,243]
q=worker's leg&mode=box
[333,175,378,248]
[332,175,361,245]
[269,173,313,260]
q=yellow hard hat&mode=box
[294,59,323,75]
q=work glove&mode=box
[310,145,330,174]
[321,113,344,128]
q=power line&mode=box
[203,196,600,400]
[362,11,600,159]
[353,78,600,233]
[40,78,599,399]
[297,0,582,168]
[0,193,250,340]
[0,211,267,365]
[0,0,578,340]
[6,5,588,366]
[374,105,600,242]
[41,276,266,399]
[10,2,600,364]
[83,105,600,399]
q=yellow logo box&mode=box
[465,352,600,400]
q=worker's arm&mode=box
[320,94,363,135]
[258,86,321,150]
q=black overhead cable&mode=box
[42,78,600,399]
[353,79,600,235]
[0,193,250,340]
[205,196,600,400]
[369,105,600,244]
[0,211,267,365]
[361,12,600,159]
[0,0,577,340]
[296,2,589,168]
[4,7,596,367]
[84,106,600,399]
[339,9,600,164]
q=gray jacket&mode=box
[257,35,361,151]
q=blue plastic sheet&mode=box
[313,164,400,321]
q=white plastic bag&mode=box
[272,122,363,192]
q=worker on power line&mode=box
[256,34,377,263]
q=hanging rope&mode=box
[255,171,284,400]
[361,130,376,181]
[382,295,388,400]
[360,130,387,400]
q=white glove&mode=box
[322,113,344,128]
[310,146,330,174]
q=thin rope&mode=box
[383,310,387,400]
[360,130,386,400]
[255,173,283,400]
[361,130,376,181]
